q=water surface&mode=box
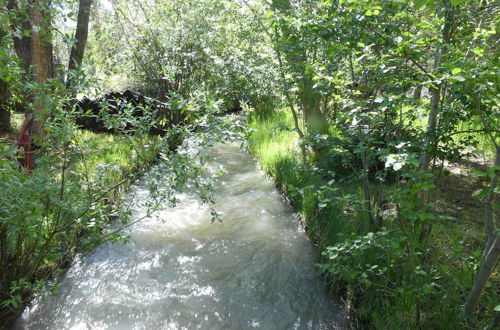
[17,143,346,329]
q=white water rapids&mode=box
[16,142,346,329]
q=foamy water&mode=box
[16,142,346,329]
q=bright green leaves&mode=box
[448,74,466,82]
[414,0,466,9]
[446,66,468,83]
[472,47,484,57]
[365,6,382,16]
[319,229,414,294]
[304,63,315,75]
[471,166,500,181]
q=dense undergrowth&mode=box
[0,117,161,324]
[248,111,498,329]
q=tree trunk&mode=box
[464,235,500,314]
[483,146,499,258]
[418,1,453,205]
[0,80,12,136]
[0,29,12,136]
[7,0,33,72]
[360,145,375,226]
[271,0,303,139]
[418,1,453,172]
[272,0,327,136]
[300,71,328,135]
[68,0,92,72]
[413,84,422,100]
[30,0,54,137]
[464,145,500,315]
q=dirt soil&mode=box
[437,155,494,226]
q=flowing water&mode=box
[16,142,346,330]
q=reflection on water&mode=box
[16,143,346,329]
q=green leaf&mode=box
[471,168,487,177]
[495,305,500,312]
[365,9,380,16]
[451,68,462,75]
[451,75,466,82]
[450,0,465,5]
[305,63,315,75]
[413,0,429,9]
[472,48,484,57]
[472,189,484,197]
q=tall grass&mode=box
[247,111,359,248]
[247,110,498,329]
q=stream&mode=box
[16,142,346,329]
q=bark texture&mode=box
[7,0,33,72]
[0,28,12,135]
[0,79,12,136]
[464,146,499,315]
[30,0,54,136]
[68,0,92,72]
[483,146,499,258]
[464,235,499,314]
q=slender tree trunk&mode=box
[483,146,499,258]
[464,88,500,317]
[464,235,500,314]
[418,1,453,173]
[360,145,375,226]
[272,0,327,136]
[67,0,92,73]
[418,1,453,207]
[270,0,304,140]
[348,52,375,226]
[0,29,12,135]
[275,45,303,139]
[413,84,422,100]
